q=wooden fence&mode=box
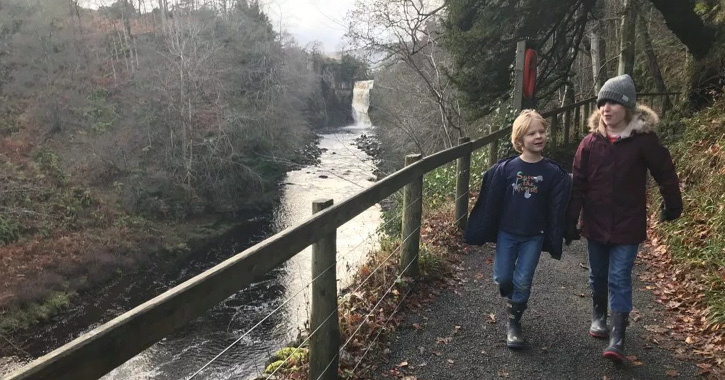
[543,92,680,148]
[3,92,677,380]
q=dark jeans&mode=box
[493,230,544,305]
[587,240,639,312]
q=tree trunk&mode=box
[121,0,137,73]
[647,0,721,109]
[618,0,636,76]
[590,19,603,93]
[159,0,167,35]
[638,13,670,109]
[647,0,714,60]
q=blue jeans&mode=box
[587,240,639,313]
[493,230,544,305]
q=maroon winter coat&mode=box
[567,104,682,245]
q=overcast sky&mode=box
[265,0,357,52]
[80,0,357,53]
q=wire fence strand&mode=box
[187,147,483,379]
[263,306,339,380]
[315,242,422,380]
[350,287,414,374]
[340,225,419,303]
[187,257,339,379]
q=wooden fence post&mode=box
[455,137,471,230]
[564,109,572,145]
[401,154,423,278]
[488,138,499,168]
[574,105,581,140]
[550,115,559,149]
[309,199,339,380]
[661,94,667,118]
[513,40,527,112]
[584,101,591,134]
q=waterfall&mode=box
[352,80,374,125]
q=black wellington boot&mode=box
[589,296,609,338]
[506,302,526,349]
[603,312,629,362]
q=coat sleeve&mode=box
[545,167,573,259]
[465,164,504,245]
[566,136,590,224]
[642,133,683,218]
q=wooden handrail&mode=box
[4,125,501,380]
[636,92,680,96]
[541,97,596,118]
[540,92,680,119]
[4,89,682,380]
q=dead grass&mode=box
[259,201,466,379]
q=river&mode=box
[2,83,381,379]
[102,124,381,380]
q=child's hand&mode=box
[659,201,681,222]
[563,221,580,245]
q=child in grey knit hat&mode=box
[565,73,682,363]
[597,74,637,109]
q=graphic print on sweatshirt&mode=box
[499,157,555,237]
[511,171,544,199]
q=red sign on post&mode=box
[523,48,537,99]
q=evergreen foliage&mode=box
[445,0,596,119]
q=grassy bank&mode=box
[0,130,319,348]
[648,99,725,326]
[642,99,725,372]
[0,217,256,347]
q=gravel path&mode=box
[377,239,699,380]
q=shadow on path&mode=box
[378,240,699,380]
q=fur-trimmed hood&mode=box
[587,104,659,139]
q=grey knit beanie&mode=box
[597,74,637,109]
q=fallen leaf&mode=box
[626,355,638,361]
[433,351,443,356]
[447,359,455,364]
[402,377,417,380]
[488,313,497,324]
[412,323,423,330]
[633,361,644,366]
[696,363,712,370]
[498,370,509,378]
[397,361,408,368]
[418,346,425,355]
[666,369,679,377]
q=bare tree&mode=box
[347,0,462,150]
[638,11,670,107]
[589,19,604,93]
[618,0,636,76]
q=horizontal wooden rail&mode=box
[540,97,596,118]
[636,92,680,97]
[4,126,505,380]
[5,89,682,380]
[540,92,679,119]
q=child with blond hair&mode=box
[465,109,571,348]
